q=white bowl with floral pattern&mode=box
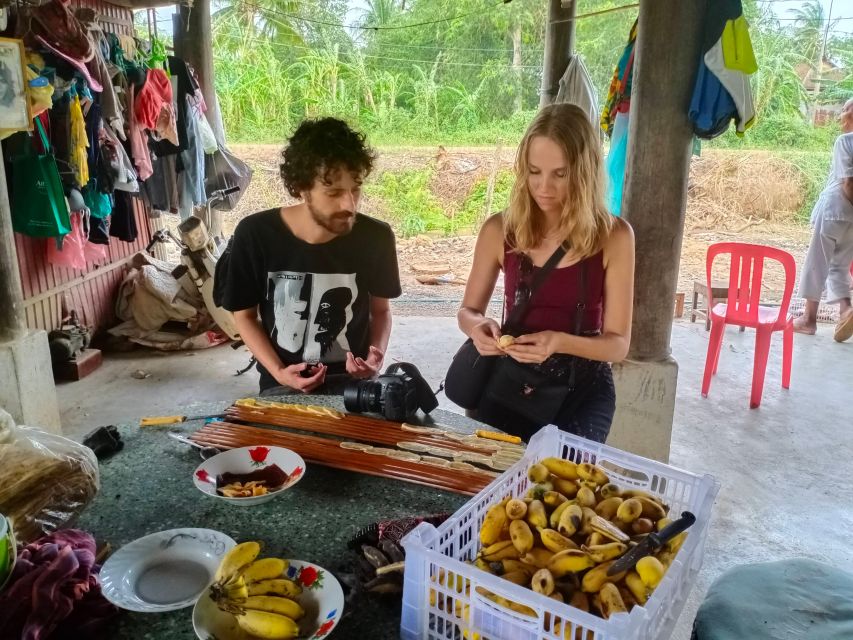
[192,446,305,506]
[192,559,344,640]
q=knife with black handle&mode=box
[607,511,696,576]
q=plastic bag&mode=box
[204,144,252,211]
[0,409,99,544]
[46,211,88,271]
[197,113,218,155]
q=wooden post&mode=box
[176,0,225,146]
[539,0,576,108]
[621,0,707,361]
[0,153,26,343]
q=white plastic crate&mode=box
[401,425,720,640]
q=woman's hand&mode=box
[470,318,504,356]
[504,331,562,364]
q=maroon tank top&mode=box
[503,247,605,335]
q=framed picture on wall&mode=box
[0,37,30,132]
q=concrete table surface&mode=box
[76,396,481,640]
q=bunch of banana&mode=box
[209,541,305,639]
[465,458,687,626]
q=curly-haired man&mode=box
[221,118,401,394]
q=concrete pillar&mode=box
[539,0,576,108]
[0,140,62,433]
[611,0,707,462]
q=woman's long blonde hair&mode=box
[504,103,613,258]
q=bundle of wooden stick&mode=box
[187,399,525,495]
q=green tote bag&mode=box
[11,118,71,238]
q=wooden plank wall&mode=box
[16,0,153,334]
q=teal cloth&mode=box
[693,559,853,640]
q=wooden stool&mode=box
[692,281,744,332]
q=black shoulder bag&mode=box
[443,246,567,410]
[483,258,588,426]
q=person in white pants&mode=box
[793,98,853,342]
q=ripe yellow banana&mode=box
[636,497,668,521]
[543,491,568,509]
[501,570,530,586]
[576,486,597,509]
[241,558,288,584]
[624,570,648,605]
[474,557,494,574]
[479,540,519,562]
[480,502,509,545]
[215,541,261,582]
[599,483,622,500]
[579,507,597,536]
[557,504,583,537]
[531,568,555,596]
[581,560,625,593]
[540,457,579,480]
[505,499,528,520]
[236,609,299,639]
[549,501,571,529]
[550,476,580,498]
[631,518,654,535]
[509,519,534,554]
[501,559,534,577]
[526,499,548,530]
[594,496,623,520]
[242,595,305,620]
[546,549,595,578]
[539,528,578,554]
[520,548,554,569]
[583,542,627,564]
[247,579,303,598]
[577,463,609,487]
[667,531,688,554]
[528,463,550,483]
[636,556,665,589]
[616,498,643,524]
[598,583,627,619]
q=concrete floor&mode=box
[56,318,852,639]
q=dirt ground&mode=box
[210,145,814,311]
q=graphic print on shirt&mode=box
[268,271,357,363]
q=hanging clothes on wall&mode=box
[556,55,598,130]
[689,0,757,139]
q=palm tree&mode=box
[359,0,401,29]
[789,0,836,69]
[213,0,304,45]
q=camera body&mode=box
[343,363,438,422]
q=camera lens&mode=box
[343,380,381,413]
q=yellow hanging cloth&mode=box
[721,16,758,75]
[69,94,89,188]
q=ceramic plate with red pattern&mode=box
[192,446,306,506]
[192,559,344,640]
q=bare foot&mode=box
[793,316,816,335]
[834,309,853,343]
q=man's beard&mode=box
[307,201,356,236]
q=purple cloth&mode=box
[0,530,117,640]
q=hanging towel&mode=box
[556,55,598,129]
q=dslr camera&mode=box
[343,362,438,422]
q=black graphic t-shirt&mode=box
[221,208,401,389]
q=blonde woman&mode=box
[454,103,635,443]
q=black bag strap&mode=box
[505,245,566,331]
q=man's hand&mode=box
[470,318,503,356]
[504,331,562,364]
[346,346,384,379]
[272,362,327,393]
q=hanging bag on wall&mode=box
[11,118,71,238]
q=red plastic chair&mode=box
[701,242,796,408]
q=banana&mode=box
[621,489,666,505]
[474,557,494,574]
[520,548,554,569]
[583,542,627,564]
[576,486,597,509]
[543,491,568,509]
[546,549,595,578]
[527,463,550,483]
[501,570,530,586]
[570,590,590,613]
[624,570,648,605]
[656,517,673,532]
[210,572,248,606]
[247,579,302,598]
[557,504,583,537]
[550,476,580,498]
[579,507,597,536]
[539,528,578,554]
[215,541,261,582]
[479,540,519,562]
[528,482,554,500]
[619,586,638,610]
[631,518,654,535]
[594,496,623,520]
[657,549,678,569]
[242,596,305,620]
[590,515,630,543]
[667,531,688,554]
[599,483,622,500]
[577,463,609,487]
[480,502,509,545]
[501,559,534,577]
[526,500,548,530]
[636,556,665,589]
[241,558,288,584]
[509,520,534,554]
[616,498,643,524]
[505,499,528,520]
[636,497,668,521]
[541,457,579,480]
[581,560,625,593]
[531,568,555,596]
[549,501,572,529]
[236,610,299,639]
[586,532,607,547]
[598,583,627,619]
